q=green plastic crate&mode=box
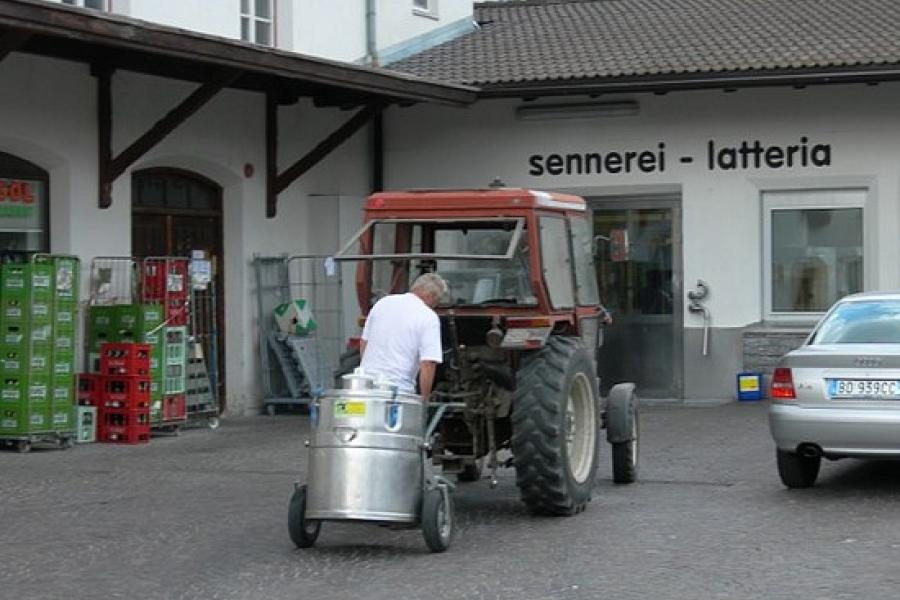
[76,405,96,443]
[89,306,117,331]
[1,263,53,300]
[26,375,50,403]
[51,376,74,404]
[52,257,79,302]
[28,347,52,376]
[2,298,25,323]
[53,307,77,331]
[29,301,52,325]
[0,378,24,404]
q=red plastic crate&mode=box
[77,373,100,406]
[97,409,150,444]
[99,343,151,377]
[162,394,186,422]
[165,298,189,326]
[99,376,151,410]
[141,259,188,301]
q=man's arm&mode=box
[419,360,438,400]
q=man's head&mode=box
[411,272,448,308]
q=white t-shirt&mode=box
[360,292,442,392]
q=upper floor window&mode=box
[62,0,107,10]
[241,0,274,46]
[413,0,439,19]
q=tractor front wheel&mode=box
[511,337,600,515]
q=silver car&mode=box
[768,291,900,488]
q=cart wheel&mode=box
[171,425,182,437]
[288,485,320,548]
[422,487,453,553]
[16,440,31,454]
[62,437,75,449]
[266,404,276,417]
[207,416,220,430]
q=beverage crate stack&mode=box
[83,258,189,435]
[96,343,151,444]
[0,255,80,451]
[140,258,188,432]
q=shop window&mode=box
[413,0,438,18]
[0,152,49,253]
[241,0,274,46]
[539,216,574,309]
[61,0,107,10]
[763,189,865,318]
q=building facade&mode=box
[7,0,900,407]
[1,0,473,414]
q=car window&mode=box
[812,300,900,344]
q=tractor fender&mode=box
[606,382,638,444]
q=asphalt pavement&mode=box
[2,401,899,600]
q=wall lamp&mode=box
[515,100,640,121]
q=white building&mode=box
[5,0,899,408]
[1,0,474,414]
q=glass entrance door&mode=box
[592,199,682,398]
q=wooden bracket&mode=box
[266,102,383,218]
[0,29,31,63]
[96,68,242,209]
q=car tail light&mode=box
[770,367,796,400]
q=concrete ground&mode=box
[2,401,899,600]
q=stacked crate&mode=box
[140,259,188,430]
[0,257,79,445]
[50,256,79,431]
[96,342,151,443]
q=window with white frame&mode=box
[763,189,866,318]
[61,0,107,10]
[241,0,274,47]
[413,0,439,18]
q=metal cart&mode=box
[287,369,456,552]
[253,254,343,415]
[186,269,220,429]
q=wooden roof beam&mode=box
[266,100,383,218]
[0,28,31,63]
[96,66,242,208]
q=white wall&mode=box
[376,0,473,54]
[44,0,473,63]
[0,51,374,415]
[383,84,900,329]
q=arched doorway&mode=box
[0,151,49,252]
[132,168,225,408]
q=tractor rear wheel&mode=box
[511,336,600,515]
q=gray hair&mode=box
[411,272,448,300]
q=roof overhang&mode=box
[0,0,477,107]
[478,65,900,99]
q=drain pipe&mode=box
[687,280,711,356]
[365,0,378,66]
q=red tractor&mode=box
[334,187,639,515]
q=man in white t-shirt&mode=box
[359,273,447,398]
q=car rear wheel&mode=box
[776,449,820,488]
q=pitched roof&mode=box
[388,0,900,96]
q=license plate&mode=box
[829,379,900,398]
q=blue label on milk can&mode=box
[385,403,401,432]
[310,401,319,427]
